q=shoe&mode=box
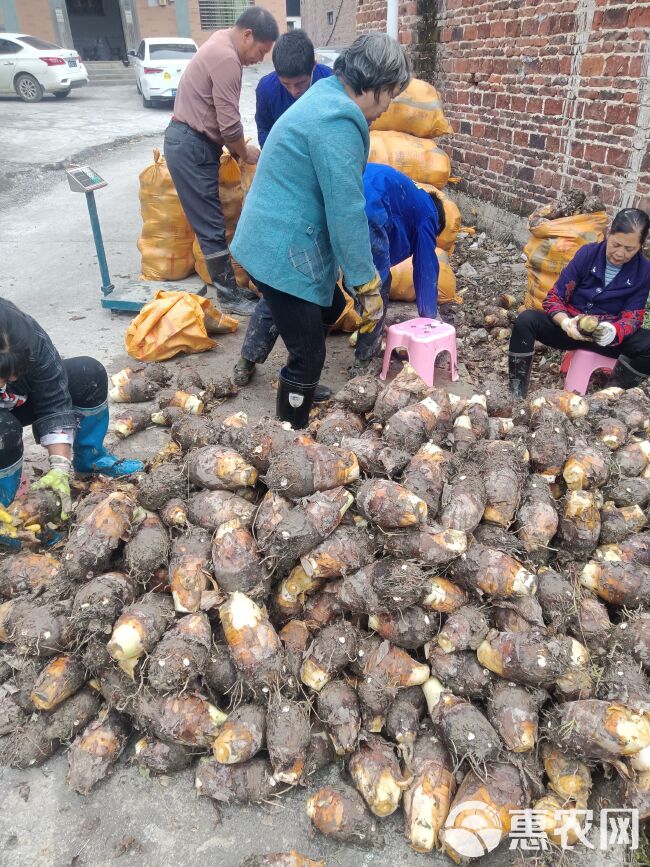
[73,403,144,477]
[233,356,256,387]
[206,255,259,316]
[314,384,332,402]
[608,354,647,389]
[276,369,317,429]
[0,457,22,508]
[508,351,534,399]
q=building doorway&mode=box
[66,0,127,62]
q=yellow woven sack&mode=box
[125,290,238,362]
[417,183,461,253]
[137,148,195,281]
[389,248,461,305]
[371,78,452,139]
[369,131,451,188]
[524,212,608,309]
[332,288,362,333]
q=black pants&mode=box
[254,280,347,385]
[0,357,107,469]
[163,120,226,259]
[510,310,650,375]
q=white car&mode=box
[130,38,197,108]
[0,33,87,102]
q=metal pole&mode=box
[386,0,399,40]
[84,190,114,296]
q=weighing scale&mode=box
[65,164,206,312]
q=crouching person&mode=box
[509,208,650,398]
[0,299,144,516]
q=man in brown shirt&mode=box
[164,8,278,315]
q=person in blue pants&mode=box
[0,299,143,520]
[232,163,444,396]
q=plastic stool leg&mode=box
[380,332,406,381]
[448,341,459,382]
[409,342,436,387]
[560,352,573,374]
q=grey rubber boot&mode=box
[508,351,534,399]
[206,254,258,316]
[608,354,648,389]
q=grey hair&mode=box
[334,33,411,99]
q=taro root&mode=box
[557,490,602,557]
[220,592,284,690]
[233,418,299,473]
[491,595,545,634]
[0,551,62,598]
[188,445,257,491]
[303,582,345,632]
[597,653,650,713]
[373,363,431,424]
[569,594,611,656]
[383,398,440,454]
[594,417,627,451]
[158,389,204,414]
[527,407,570,481]
[147,612,211,692]
[441,762,526,862]
[0,694,27,737]
[603,476,650,508]
[401,442,451,516]
[536,567,574,631]
[426,646,495,699]
[109,373,159,403]
[338,559,430,615]
[580,559,650,607]
[363,639,429,688]
[385,524,468,567]
[477,629,574,687]
[599,501,646,544]
[437,606,489,653]
[487,682,544,752]
[133,736,193,775]
[169,527,213,613]
[265,436,359,499]
[137,692,227,747]
[196,756,277,804]
[614,440,650,477]
[527,389,588,421]
[151,406,185,428]
[340,434,411,477]
[542,744,592,808]
[9,490,62,528]
[66,708,130,795]
[252,491,292,547]
[266,694,311,783]
[315,407,364,446]
[137,462,188,511]
[114,406,152,440]
[516,476,558,557]
[552,699,650,760]
[423,677,501,764]
[348,735,411,817]
[300,524,376,580]
[97,665,140,716]
[159,498,189,529]
[107,593,175,677]
[123,513,169,582]
[175,365,204,392]
[477,440,525,527]
[368,607,438,650]
[357,671,397,733]
[62,492,136,581]
[613,612,650,671]
[300,621,357,691]
[306,783,385,849]
[274,566,321,621]
[334,374,380,414]
[212,519,269,597]
[30,655,86,711]
[264,486,353,576]
[0,598,72,657]
[403,726,455,852]
[213,703,266,764]
[421,576,468,614]
[596,530,650,566]
[450,540,536,598]
[316,680,361,755]
[440,469,486,533]
[171,414,215,451]
[466,394,490,439]
[385,688,425,747]
[203,643,239,699]
[304,719,337,777]
[562,443,610,490]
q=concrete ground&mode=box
[0,71,631,867]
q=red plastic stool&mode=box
[561,350,617,395]
[380,317,458,387]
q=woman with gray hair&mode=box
[231,33,410,428]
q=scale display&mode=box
[66,165,107,193]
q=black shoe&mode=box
[276,370,317,429]
[608,354,647,389]
[508,351,534,399]
[206,254,259,316]
[233,357,256,386]
[314,384,332,403]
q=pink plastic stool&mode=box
[560,350,617,395]
[380,317,458,387]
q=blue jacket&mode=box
[231,76,376,306]
[543,241,650,345]
[364,163,441,318]
[255,64,333,147]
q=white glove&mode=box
[560,316,590,342]
[592,321,617,347]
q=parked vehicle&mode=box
[0,34,87,102]
[129,38,198,108]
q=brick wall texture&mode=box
[358,0,650,216]
[301,0,357,49]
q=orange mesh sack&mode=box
[389,249,461,305]
[417,183,462,253]
[369,131,451,188]
[137,148,195,281]
[125,290,238,362]
[371,78,453,138]
[524,212,608,309]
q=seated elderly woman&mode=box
[509,208,650,398]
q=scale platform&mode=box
[101,277,208,312]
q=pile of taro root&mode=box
[2,359,650,864]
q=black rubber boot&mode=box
[206,254,258,316]
[314,384,332,402]
[233,356,256,386]
[608,354,648,389]
[508,351,534,399]
[276,369,317,429]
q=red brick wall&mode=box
[358,0,650,217]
